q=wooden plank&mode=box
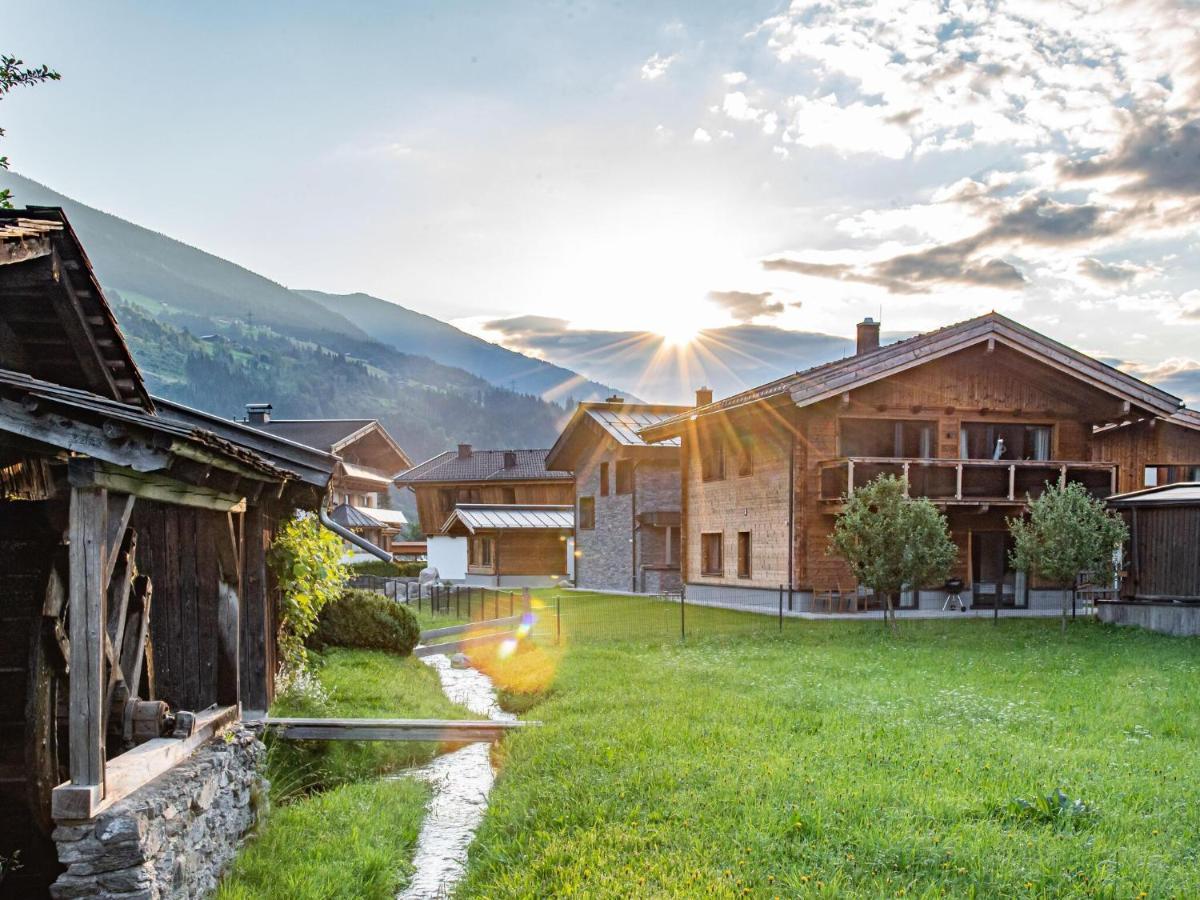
[419,615,522,640]
[47,247,123,401]
[414,631,518,657]
[52,705,238,821]
[263,716,532,743]
[68,485,107,794]
[68,458,246,512]
[103,493,136,587]
[239,504,270,712]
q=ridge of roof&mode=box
[546,400,691,470]
[396,447,572,484]
[640,311,1184,440]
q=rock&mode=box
[450,652,472,669]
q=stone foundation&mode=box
[50,725,266,900]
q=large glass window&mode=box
[960,423,1053,460]
[840,419,935,458]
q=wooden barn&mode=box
[395,445,574,585]
[640,313,1200,613]
[0,208,339,897]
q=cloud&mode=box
[640,52,679,81]
[692,127,712,144]
[1078,258,1155,285]
[707,289,785,321]
[723,71,748,85]
[1063,118,1200,197]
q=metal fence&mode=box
[348,576,526,623]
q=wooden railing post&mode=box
[902,461,910,496]
[955,463,963,500]
[1008,465,1016,501]
[847,459,856,497]
[68,485,108,810]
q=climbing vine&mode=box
[269,511,348,684]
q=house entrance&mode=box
[970,531,1027,608]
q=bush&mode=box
[308,589,420,656]
[349,560,426,578]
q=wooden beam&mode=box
[47,248,123,401]
[263,716,533,743]
[52,705,238,821]
[103,493,136,587]
[68,485,107,800]
[69,458,247,512]
[239,504,271,713]
[0,395,169,472]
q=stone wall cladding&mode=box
[51,725,266,900]
[575,453,635,591]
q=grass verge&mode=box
[458,615,1200,898]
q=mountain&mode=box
[302,289,631,402]
[0,171,581,471]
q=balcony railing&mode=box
[817,457,1117,505]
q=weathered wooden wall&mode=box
[495,531,568,576]
[1126,506,1200,600]
[1093,420,1200,494]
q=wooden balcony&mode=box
[818,457,1117,507]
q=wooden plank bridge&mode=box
[262,717,533,742]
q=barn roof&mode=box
[396,447,571,485]
[639,312,1184,442]
[545,401,689,472]
[440,503,574,534]
[1109,482,1200,506]
[0,207,151,410]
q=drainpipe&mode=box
[631,459,638,593]
[318,507,394,562]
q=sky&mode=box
[5,1,1200,404]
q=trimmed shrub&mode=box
[309,589,420,656]
[349,560,426,578]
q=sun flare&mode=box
[657,322,700,348]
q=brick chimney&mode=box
[457,443,472,459]
[856,317,880,355]
[605,394,624,403]
[695,387,714,407]
[245,402,272,424]
[503,451,518,469]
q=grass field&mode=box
[458,615,1200,898]
[219,648,468,899]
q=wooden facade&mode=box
[1110,484,1200,602]
[645,314,1198,608]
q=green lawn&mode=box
[219,648,469,899]
[460,617,1200,898]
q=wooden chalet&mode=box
[395,445,574,585]
[546,399,690,593]
[0,209,339,896]
[245,404,412,557]
[641,313,1200,612]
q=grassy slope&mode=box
[461,616,1200,898]
[219,649,470,899]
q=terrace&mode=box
[818,456,1117,507]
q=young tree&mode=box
[829,474,957,631]
[0,54,60,208]
[1008,481,1128,634]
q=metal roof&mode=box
[339,461,395,486]
[1109,482,1200,506]
[250,419,376,452]
[359,505,408,526]
[397,448,572,484]
[441,503,574,533]
[587,405,689,447]
[329,503,384,529]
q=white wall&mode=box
[426,535,467,581]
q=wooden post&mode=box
[522,586,532,614]
[69,485,108,801]
[239,503,270,713]
[847,459,856,497]
[1008,465,1016,501]
[955,463,963,500]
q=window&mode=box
[500,486,516,504]
[1144,464,1200,487]
[960,423,1053,461]
[700,532,723,576]
[736,441,754,477]
[599,462,609,496]
[615,460,633,495]
[840,418,935,458]
[737,531,752,578]
[437,488,455,513]
[456,487,482,504]
[469,536,495,568]
[701,439,725,482]
[578,496,595,530]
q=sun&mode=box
[657,321,699,348]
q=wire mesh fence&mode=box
[348,575,525,625]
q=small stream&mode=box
[395,654,515,900]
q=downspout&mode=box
[319,507,394,562]
[631,459,638,593]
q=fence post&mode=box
[556,595,561,645]
[680,591,686,641]
[779,585,784,632]
[456,586,461,619]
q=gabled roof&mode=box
[440,503,574,534]
[396,448,572,485]
[1109,482,1200,506]
[0,207,151,410]
[545,401,690,472]
[640,312,1184,441]
[250,417,411,473]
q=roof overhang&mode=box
[440,503,574,535]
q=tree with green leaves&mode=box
[829,474,957,631]
[1008,481,1128,634]
[0,54,60,209]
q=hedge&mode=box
[308,589,421,656]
